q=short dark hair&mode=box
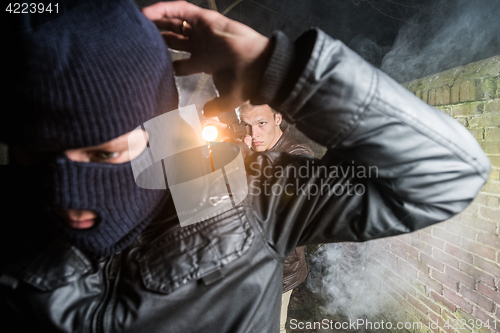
[238,102,278,118]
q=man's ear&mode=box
[276,113,282,126]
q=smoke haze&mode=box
[306,242,395,320]
[381,0,500,82]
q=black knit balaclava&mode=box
[3,0,178,256]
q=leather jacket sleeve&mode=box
[246,29,491,258]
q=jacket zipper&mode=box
[91,253,121,333]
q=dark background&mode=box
[135,0,500,83]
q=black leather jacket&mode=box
[0,29,490,333]
[268,128,313,292]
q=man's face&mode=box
[240,105,282,152]
[14,129,148,229]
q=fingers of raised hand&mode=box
[151,18,192,39]
[161,31,190,51]
[142,1,202,23]
[244,135,252,149]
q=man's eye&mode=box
[92,151,120,161]
[259,122,266,125]
[244,124,250,127]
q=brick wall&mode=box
[367,55,500,333]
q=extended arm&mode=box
[142,2,490,255]
[244,29,490,254]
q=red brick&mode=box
[431,269,459,291]
[477,282,500,304]
[460,262,495,287]
[451,84,460,104]
[444,221,476,240]
[385,254,401,272]
[489,170,500,182]
[396,233,413,243]
[441,308,457,321]
[385,237,398,245]
[472,193,489,206]
[399,241,420,258]
[482,181,500,196]
[408,294,429,316]
[418,293,442,315]
[404,263,419,279]
[486,195,499,209]
[427,309,441,328]
[374,239,391,251]
[489,156,500,168]
[396,255,412,271]
[365,243,384,254]
[389,242,408,259]
[444,243,473,264]
[455,116,468,127]
[443,288,473,314]
[469,114,500,129]
[428,88,437,105]
[433,226,461,244]
[444,266,475,289]
[459,285,495,312]
[435,87,446,106]
[475,256,500,277]
[410,237,434,255]
[433,249,460,269]
[431,290,456,312]
[441,308,458,322]
[482,141,500,154]
[420,253,444,272]
[474,307,500,330]
[375,250,397,268]
[419,273,444,294]
[459,81,472,102]
[442,87,451,105]
[428,322,440,333]
[461,238,496,261]
[368,257,388,272]
[463,203,479,216]
[421,227,432,234]
[421,231,446,250]
[485,127,500,141]
[441,323,455,333]
[462,216,497,234]
[447,215,462,224]
[479,206,500,221]
[391,292,407,307]
[448,309,477,332]
[469,128,485,141]
[440,311,466,333]
[383,271,409,297]
[477,232,500,248]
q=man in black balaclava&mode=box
[3,0,178,257]
[0,1,490,333]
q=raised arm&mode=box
[142,2,490,255]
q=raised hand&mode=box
[142,1,271,117]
